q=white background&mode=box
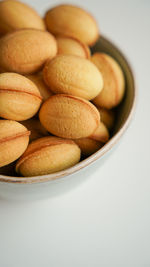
[0,0,150,266]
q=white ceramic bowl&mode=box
[0,36,136,200]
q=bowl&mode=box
[0,36,136,200]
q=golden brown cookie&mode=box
[0,29,57,74]
[26,73,53,101]
[0,0,45,35]
[39,94,100,139]
[97,107,115,130]
[90,122,109,143]
[56,36,91,58]
[74,138,103,157]
[44,4,99,46]
[43,55,103,100]
[0,120,30,168]
[16,136,81,176]
[0,72,42,121]
[92,53,125,109]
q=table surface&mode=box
[0,0,150,266]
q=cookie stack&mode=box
[0,0,125,177]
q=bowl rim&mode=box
[0,35,137,184]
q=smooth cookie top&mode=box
[43,54,103,100]
[45,4,99,46]
[0,0,45,35]
[39,94,100,139]
[0,29,57,74]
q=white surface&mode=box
[0,0,150,266]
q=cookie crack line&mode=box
[0,131,31,144]
[0,89,42,100]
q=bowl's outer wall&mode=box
[0,144,119,201]
[0,36,136,187]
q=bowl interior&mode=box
[0,36,136,183]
